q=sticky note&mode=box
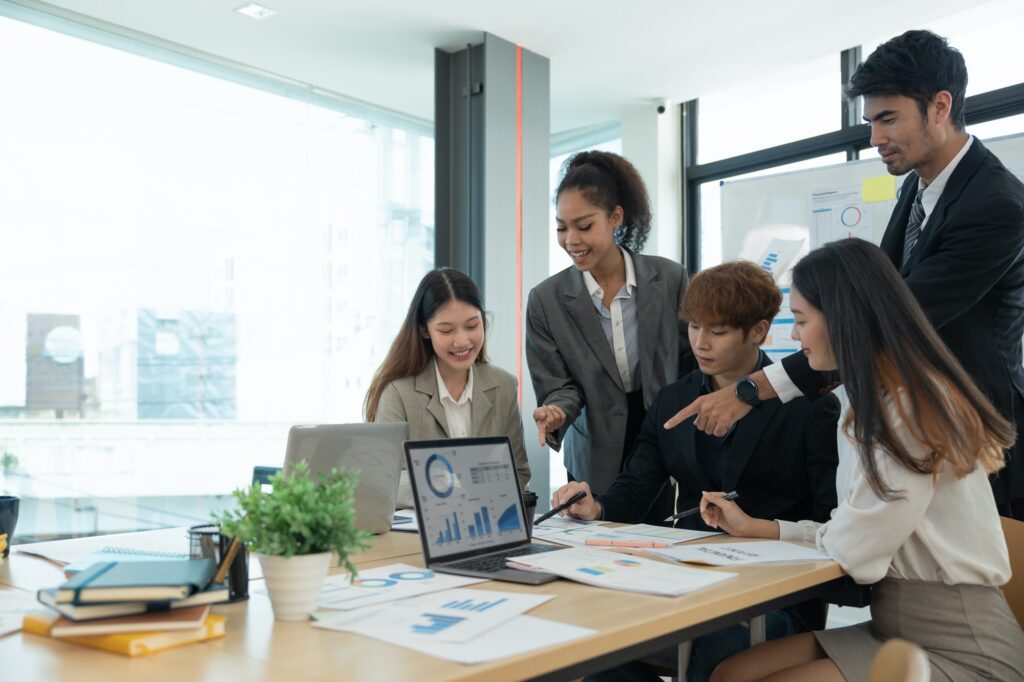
[862,175,897,203]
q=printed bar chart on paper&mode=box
[442,597,508,612]
[411,613,464,635]
[313,588,554,643]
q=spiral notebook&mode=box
[63,547,189,578]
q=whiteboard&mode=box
[720,131,1024,273]
[719,131,1024,361]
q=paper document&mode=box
[652,541,831,566]
[325,614,594,665]
[391,510,419,533]
[15,527,264,579]
[532,514,609,530]
[810,186,873,247]
[615,524,722,544]
[14,528,191,567]
[314,588,552,643]
[756,238,805,279]
[317,563,485,611]
[0,588,43,637]
[541,524,720,548]
[508,547,736,597]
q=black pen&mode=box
[663,491,739,523]
[534,490,587,526]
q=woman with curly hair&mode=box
[526,151,691,522]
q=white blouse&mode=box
[778,386,1011,586]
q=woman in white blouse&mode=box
[702,239,1024,682]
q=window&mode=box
[0,15,433,541]
[698,55,840,164]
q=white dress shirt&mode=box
[764,136,976,403]
[434,359,473,438]
[582,246,640,392]
[778,386,1011,586]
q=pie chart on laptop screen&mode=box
[425,453,456,498]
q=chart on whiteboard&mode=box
[809,186,872,247]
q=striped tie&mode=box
[902,189,926,267]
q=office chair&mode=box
[251,466,282,488]
[1000,516,1024,628]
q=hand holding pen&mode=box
[538,483,597,525]
[698,491,761,537]
[664,491,739,523]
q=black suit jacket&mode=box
[598,369,839,530]
[596,367,840,631]
[782,138,1024,502]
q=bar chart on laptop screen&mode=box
[409,443,527,554]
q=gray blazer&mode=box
[526,251,689,494]
[374,361,531,506]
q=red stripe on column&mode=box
[515,45,524,406]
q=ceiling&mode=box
[17,0,1003,133]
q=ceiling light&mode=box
[235,3,276,20]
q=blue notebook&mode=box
[55,558,216,605]
[63,547,189,578]
[38,581,229,620]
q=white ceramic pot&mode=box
[257,551,332,621]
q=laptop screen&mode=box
[406,439,529,561]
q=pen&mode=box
[213,536,242,584]
[534,490,587,526]
[663,491,740,523]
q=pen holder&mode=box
[521,491,537,535]
[188,523,249,601]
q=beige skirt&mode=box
[814,578,1024,681]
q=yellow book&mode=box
[0,532,7,556]
[23,610,226,657]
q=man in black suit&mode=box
[551,261,839,682]
[669,30,1024,519]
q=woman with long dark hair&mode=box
[701,239,1024,681]
[365,268,530,507]
[527,151,690,522]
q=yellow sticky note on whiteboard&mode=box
[862,175,897,202]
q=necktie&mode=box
[902,189,926,267]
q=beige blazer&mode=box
[374,361,531,507]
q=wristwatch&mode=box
[735,375,762,408]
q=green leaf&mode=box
[215,459,372,575]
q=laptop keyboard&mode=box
[445,543,561,572]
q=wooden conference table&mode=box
[0,529,847,682]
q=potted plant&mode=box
[218,460,371,621]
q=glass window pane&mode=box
[972,114,1024,142]
[699,153,848,269]
[860,5,1024,99]
[698,55,840,164]
[0,16,433,542]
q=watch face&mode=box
[737,378,757,402]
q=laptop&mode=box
[405,436,559,585]
[283,422,406,534]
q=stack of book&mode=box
[26,557,229,656]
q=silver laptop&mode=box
[284,422,406,534]
[405,436,558,585]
